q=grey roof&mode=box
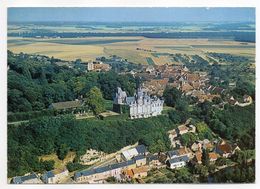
[12,173,38,184]
[134,154,146,161]
[44,171,55,178]
[167,150,179,158]
[126,97,135,104]
[135,145,146,154]
[74,159,136,180]
[147,154,159,162]
[50,100,83,110]
[168,155,189,164]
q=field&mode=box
[8,36,255,64]
[39,151,76,170]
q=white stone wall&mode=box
[129,100,163,119]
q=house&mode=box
[134,155,147,167]
[49,99,85,113]
[123,169,134,180]
[168,130,178,139]
[202,139,214,151]
[208,152,218,163]
[178,147,192,159]
[194,152,202,164]
[177,125,189,135]
[147,154,161,169]
[215,143,233,158]
[166,150,179,159]
[12,173,42,184]
[187,124,196,133]
[87,61,111,72]
[166,155,189,169]
[42,168,69,184]
[191,142,202,152]
[229,96,239,106]
[121,145,147,161]
[243,95,252,103]
[132,166,148,179]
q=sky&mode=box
[8,7,255,23]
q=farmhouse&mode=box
[113,87,164,119]
[49,99,86,113]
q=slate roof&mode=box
[167,150,179,158]
[168,155,189,164]
[74,159,136,180]
[147,154,159,162]
[126,97,135,104]
[134,154,146,161]
[135,145,147,154]
[51,100,83,110]
[45,171,55,178]
[12,173,38,184]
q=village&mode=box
[11,118,242,184]
[39,53,253,117]
[8,51,253,184]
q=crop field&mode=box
[8,36,255,64]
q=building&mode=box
[191,142,202,152]
[147,154,161,169]
[12,173,42,184]
[123,166,149,180]
[113,87,164,119]
[194,152,202,164]
[86,61,111,72]
[166,155,189,169]
[208,152,218,163]
[134,155,147,167]
[166,150,180,159]
[177,147,192,159]
[121,144,147,161]
[49,99,86,113]
[215,143,233,158]
[132,166,149,179]
[74,159,136,183]
[177,125,189,135]
[41,169,69,184]
[243,95,252,103]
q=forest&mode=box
[8,115,174,177]
[8,51,137,114]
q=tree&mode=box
[202,149,210,166]
[57,144,69,160]
[41,160,55,171]
[85,87,105,115]
[163,87,182,107]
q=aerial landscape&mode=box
[7,7,255,184]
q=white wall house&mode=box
[166,155,189,169]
